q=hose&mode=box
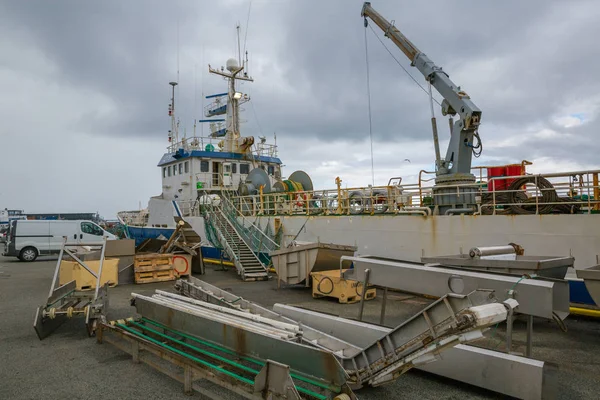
[472,131,483,158]
[552,311,568,333]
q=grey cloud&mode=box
[2,0,600,217]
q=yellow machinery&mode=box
[311,269,376,304]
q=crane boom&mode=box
[361,2,482,178]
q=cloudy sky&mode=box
[1,0,599,218]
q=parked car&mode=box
[3,220,116,262]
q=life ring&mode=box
[295,193,308,208]
[172,255,190,276]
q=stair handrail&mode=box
[202,196,268,274]
[201,199,241,265]
[219,193,280,252]
[213,202,268,270]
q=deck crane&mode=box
[362,2,482,213]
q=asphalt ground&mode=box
[1,255,599,399]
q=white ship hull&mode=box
[185,213,600,269]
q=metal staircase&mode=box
[201,190,281,281]
[205,204,270,281]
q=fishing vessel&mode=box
[0,209,26,226]
[118,55,283,261]
[121,7,600,295]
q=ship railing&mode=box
[415,169,600,214]
[167,136,277,155]
[252,142,278,158]
[226,169,600,216]
[229,185,431,217]
[116,210,148,227]
[167,136,224,153]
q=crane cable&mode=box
[367,24,442,107]
[364,19,375,187]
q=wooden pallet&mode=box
[134,269,176,284]
[134,254,176,284]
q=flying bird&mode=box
[403,159,411,163]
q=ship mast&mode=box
[168,81,179,145]
[208,60,253,152]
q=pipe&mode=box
[358,268,371,321]
[152,297,295,339]
[400,206,432,216]
[418,170,436,205]
[154,291,301,333]
[429,81,442,166]
[135,294,293,340]
[444,208,475,215]
[569,307,600,318]
[395,210,427,216]
[469,245,516,258]
[202,258,235,267]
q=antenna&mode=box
[236,23,242,67]
[177,16,180,84]
[201,46,205,138]
[243,0,252,70]
[169,81,178,144]
[194,63,197,138]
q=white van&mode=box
[3,220,117,262]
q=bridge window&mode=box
[231,163,237,174]
[178,163,183,175]
[268,165,275,176]
[240,163,249,174]
[168,166,172,177]
[173,164,178,176]
[200,161,209,172]
[184,161,189,173]
[163,167,166,178]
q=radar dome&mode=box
[226,58,239,72]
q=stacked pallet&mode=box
[134,254,176,284]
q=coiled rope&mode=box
[481,176,580,215]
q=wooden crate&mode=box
[311,269,376,304]
[134,253,176,284]
[59,259,119,291]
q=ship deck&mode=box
[1,254,599,399]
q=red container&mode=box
[504,164,523,189]
[487,167,507,192]
[487,164,525,192]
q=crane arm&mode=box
[361,2,482,176]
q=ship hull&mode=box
[125,226,175,246]
[188,213,600,267]
[186,213,600,305]
[241,214,599,269]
